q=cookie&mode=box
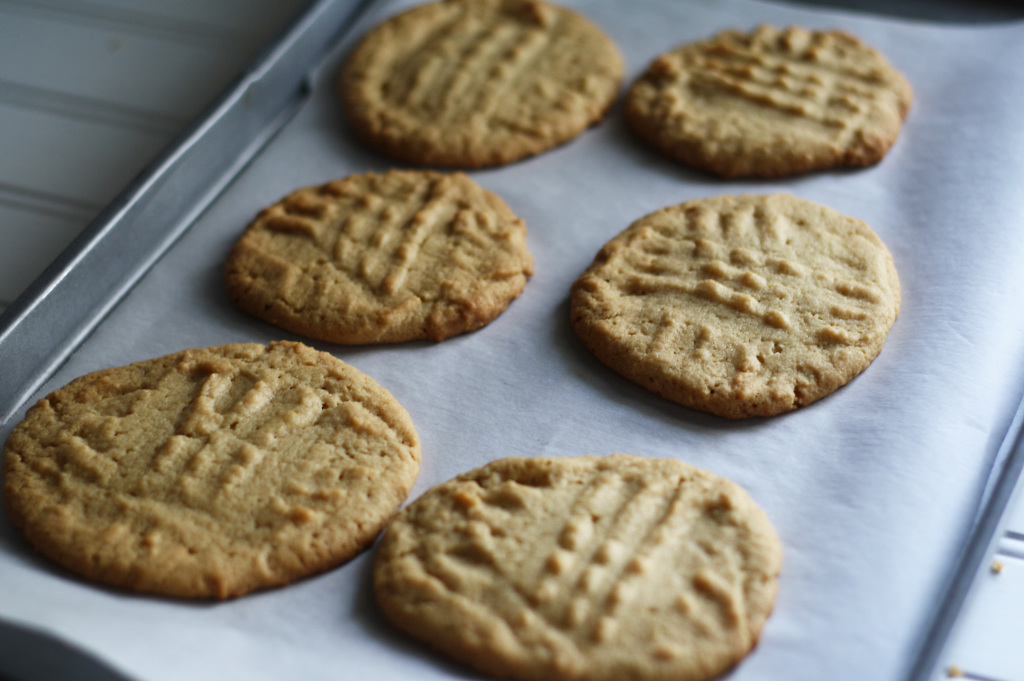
[625,25,912,178]
[224,170,534,344]
[571,194,901,418]
[374,453,782,681]
[2,341,421,599]
[339,0,623,168]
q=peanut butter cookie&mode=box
[571,194,901,418]
[374,454,782,681]
[224,170,534,344]
[625,25,912,177]
[340,0,623,168]
[2,341,421,599]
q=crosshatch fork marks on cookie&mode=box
[455,472,748,644]
[374,455,781,681]
[391,5,557,124]
[2,341,421,599]
[689,29,888,136]
[615,203,887,355]
[47,348,409,499]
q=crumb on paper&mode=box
[947,664,963,677]
[991,560,1004,574]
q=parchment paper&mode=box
[3,1,1024,679]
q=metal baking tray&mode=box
[4,1,1024,680]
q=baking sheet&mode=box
[3,1,1024,680]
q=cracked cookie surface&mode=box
[2,341,421,598]
[625,25,912,178]
[570,194,901,418]
[224,170,534,344]
[340,0,623,168]
[374,453,781,681]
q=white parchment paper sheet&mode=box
[3,1,1024,679]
